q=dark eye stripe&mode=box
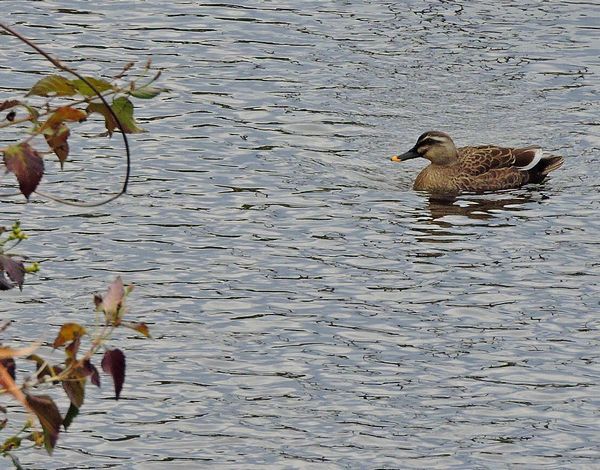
[418,137,443,147]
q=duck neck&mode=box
[431,151,459,167]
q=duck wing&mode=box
[458,146,562,175]
[454,146,563,191]
[458,146,527,175]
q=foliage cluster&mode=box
[1,22,162,466]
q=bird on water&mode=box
[391,131,563,194]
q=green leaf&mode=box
[62,403,79,431]
[2,143,45,199]
[0,436,21,452]
[25,394,62,455]
[70,77,114,97]
[87,97,144,136]
[26,75,77,97]
[130,85,168,99]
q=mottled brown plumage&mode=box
[391,131,563,194]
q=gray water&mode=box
[1,1,599,468]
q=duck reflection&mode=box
[408,192,539,246]
[426,192,533,227]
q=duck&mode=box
[391,131,563,194]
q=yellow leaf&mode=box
[26,75,76,97]
[52,323,87,349]
[125,322,151,338]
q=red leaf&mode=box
[0,255,25,290]
[25,394,62,454]
[44,124,70,168]
[101,348,126,400]
[42,106,87,129]
[3,143,44,199]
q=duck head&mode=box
[391,131,459,166]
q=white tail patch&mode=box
[518,148,544,171]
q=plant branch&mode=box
[0,22,132,204]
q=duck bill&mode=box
[391,147,419,162]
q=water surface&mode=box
[1,1,599,468]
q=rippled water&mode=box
[1,1,599,468]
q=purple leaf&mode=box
[0,255,25,290]
[3,143,45,199]
[82,359,101,387]
[101,348,125,400]
[25,393,62,454]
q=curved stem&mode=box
[0,22,132,202]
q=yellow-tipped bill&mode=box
[391,148,420,162]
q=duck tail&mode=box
[538,155,564,176]
[526,154,564,183]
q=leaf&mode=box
[62,376,85,408]
[124,322,151,338]
[0,273,14,291]
[0,255,25,290]
[1,436,22,452]
[82,359,100,387]
[62,403,79,431]
[0,358,16,389]
[44,123,70,168]
[27,75,76,97]
[42,106,87,130]
[70,77,114,97]
[2,143,44,199]
[130,85,168,99]
[25,394,61,454]
[101,348,126,400]
[52,323,87,349]
[87,96,144,136]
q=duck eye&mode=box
[418,138,438,147]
